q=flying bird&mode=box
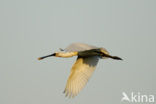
[38,43,122,98]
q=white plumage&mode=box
[38,43,122,98]
[64,56,99,97]
[64,43,98,52]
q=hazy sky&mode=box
[0,0,156,104]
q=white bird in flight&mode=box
[38,43,122,98]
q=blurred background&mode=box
[0,0,155,104]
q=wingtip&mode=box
[63,89,76,98]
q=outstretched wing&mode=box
[64,56,99,97]
[64,43,98,52]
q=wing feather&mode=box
[64,43,98,52]
[64,56,99,97]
